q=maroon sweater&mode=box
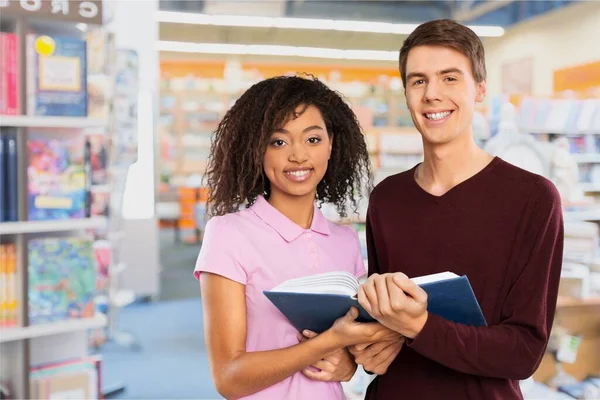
[364,157,564,400]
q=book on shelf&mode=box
[0,129,18,222]
[26,34,88,117]
[30,357,99,400]
[0,32,19,115]
[27,132,87,221]
[264,271,487,333]
[28,237,96,325]
[0,244,18,327]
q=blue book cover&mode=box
[0,133,5,222]
[5,132,18,222]
[264,271,487,333]
[26,34,87,117]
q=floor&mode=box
[100,230,221,399]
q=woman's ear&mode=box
[328,134,333,160]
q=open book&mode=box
[264,271,486,333]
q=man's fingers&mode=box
[356,340,396,364]
[393,273,428,304]
[365,341,403,374]
[352,342,372,352]
[378,341,403,366]
[386,274,409,311]
[374,275,392,315]
[361,275,379,315]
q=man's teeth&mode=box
[426,111,452,120]
[287,170,310,177]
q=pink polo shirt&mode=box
[194,195,366,400]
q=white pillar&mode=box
[106,0,161,298]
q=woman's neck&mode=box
[267,191,315,229]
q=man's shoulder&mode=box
[492,158,561,204]
[371,168,415,200]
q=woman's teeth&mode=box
[286,170,310,177]
[426,111,452,120]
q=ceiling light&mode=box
[157,41,399,61]
[156,11,505,37]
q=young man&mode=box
[349,19,564,399]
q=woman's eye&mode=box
[271,139,286,147]
[307,137,321,144]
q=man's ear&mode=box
[476,80,487,103]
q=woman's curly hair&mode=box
[204,74,372,218]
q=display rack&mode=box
[0,2,116,398]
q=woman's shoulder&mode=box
[326,219,360,242]
[204,207,256,236]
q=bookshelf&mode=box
[0,217,107,234]
[0,314,107,343]
[0,116,107,129]
[0,2,117,399]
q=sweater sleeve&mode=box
[407,180,564,379]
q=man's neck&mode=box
[267,191,315,229]
[416,134,494,197]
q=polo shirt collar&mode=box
[251,195,330,242]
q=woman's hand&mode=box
[297,331,357,382]
[327,307,401,347]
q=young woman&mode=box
[194,75,402,399]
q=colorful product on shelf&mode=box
[0,244,18,327]
[0,32,19,115]
[27,134,86,221]
[26,34,87,117]
[28,237,96,325]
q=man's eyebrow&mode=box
[406,72,427,81]
[439,68,464,76]
[406,68,465,81]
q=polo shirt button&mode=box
[305,232,311,238]
[309,248,316,253]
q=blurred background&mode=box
[0,0,599,399]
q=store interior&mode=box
[0,0,599,399]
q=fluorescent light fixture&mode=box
[156,11,505,37]
[157,41,399,61]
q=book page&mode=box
[269,271,359,296]
[411,271,459,285]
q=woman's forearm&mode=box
[214,329,344,399]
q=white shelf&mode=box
[0,217,107,234]
[564,209,600,222]
[573,154,600,163]
[0,314,107,343]
[0,115,107,128]
[580,183,600,192]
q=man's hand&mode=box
[298,330,357,382]
[358,273,429,339]
[349,336,405,375]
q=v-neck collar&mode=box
[411,156,500,203]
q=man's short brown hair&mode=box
[399,19,487,87]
